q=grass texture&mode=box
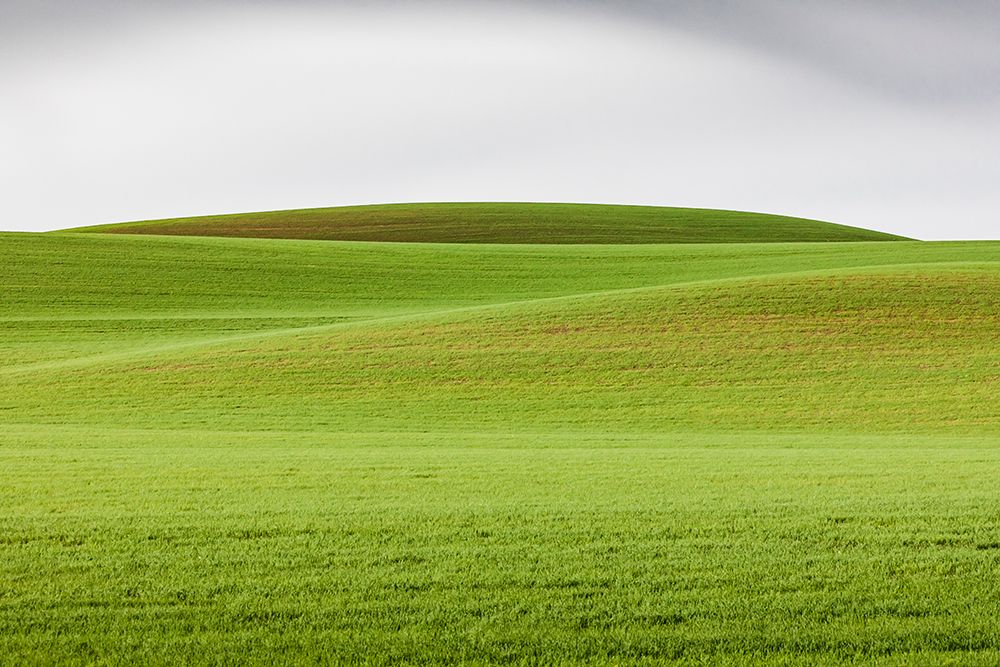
[63,202,909,243]
[2,222,999,664]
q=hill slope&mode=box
[62,202,909,243]
[6,231,1000,664]
[0,233,979,373]
[4,257,998,434]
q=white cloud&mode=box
[1,1,997,239]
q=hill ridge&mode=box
[61,202,910,244]
[5,258,987,378]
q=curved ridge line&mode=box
[3,259,995,377]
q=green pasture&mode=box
[1,206,998,664]
[64,202,907,243]
[4,429,1000,665]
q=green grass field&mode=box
[3,204,999,664]
[64,202,908,243]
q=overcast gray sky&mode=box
[2,0,998,239]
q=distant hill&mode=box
[62,202,909,243]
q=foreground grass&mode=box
[4,429,1000,665]
[2,230,999,664]
[63,202,909,243]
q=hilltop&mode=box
[62,202,909,244]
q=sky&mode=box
[1,0,998,239]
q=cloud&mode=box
[560,0,1000,106]
[1,1,997,239]
[7,0,998,104]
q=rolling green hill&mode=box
[3,223,999,665]
[62,202,910,243]
[3,237,998,433]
